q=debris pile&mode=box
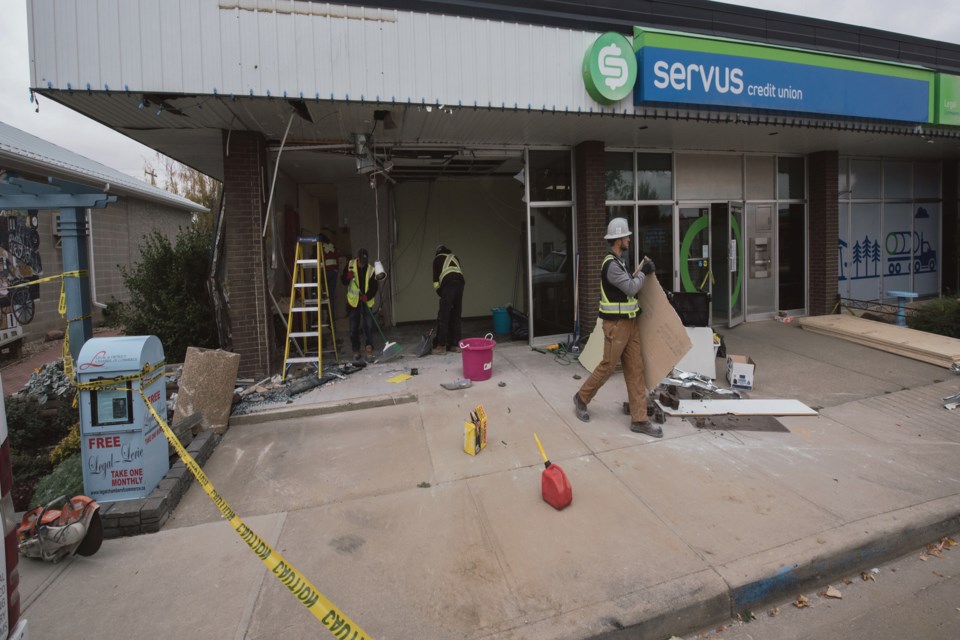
[14,360,72,404]
[230,362,367,415]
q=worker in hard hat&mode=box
[431,244,465,355]
[573,217,662,437]
[342,248,378,361]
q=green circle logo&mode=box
[582,32,637,104]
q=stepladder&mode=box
[282,237,339,380]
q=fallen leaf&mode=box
[768,607,781,617]
[919,555,928,561]
[715,626,726,632]
[794,595,810,608]
[842,577,853,585]
[933,571,944,577]
[825,586,842,599]
[861,571,875,582]
[943,537,957,548]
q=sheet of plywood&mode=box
[578,276,692,390]
[799,315,960,369]
[660,399,818,416]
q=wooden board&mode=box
[578,276,692,390]
[799,314,960,369]
[659,399,818,416]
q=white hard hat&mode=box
[604,217,631,240]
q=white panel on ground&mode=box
[675,327,715,378]
[660,399,818,416]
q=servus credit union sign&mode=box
[587,27,935,122]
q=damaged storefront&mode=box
[25,0,960,378]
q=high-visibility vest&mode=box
[598,254,639,318]
[433,253,463,290]
[346,259,375,308]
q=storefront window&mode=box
[914,162,940,200]
[848,159,880,199]
[638,205,673,285]
[637,153,672,200]
[604,153,634,201]
[777,157,805,200]
[528,151,572,202]
[883,161,912,200]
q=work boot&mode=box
[432,345,447,356]
[365,345,374,361]
[449,345,461,354]
[573,392,590,422]
[630,421,663,438]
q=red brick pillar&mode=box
[807,151,839,316]
[942,161,958,294]
[222,130,275,379]
[575,141,606,336]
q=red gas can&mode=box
[541,462,572,510]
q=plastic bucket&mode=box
[491,307,510,335]
[460,333,497,381]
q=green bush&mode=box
[6,397,73,453]
[31,454,84,509]
[908,297,960,339]
[50,423,81,466]
[106,225,219,362]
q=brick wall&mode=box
[942,161,958,294]
[574,141,606,336]
[222,130,274,379]
[807,151,839,316]
[25,200,190,339]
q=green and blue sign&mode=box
[583,32,638,104]
[632,28,933,122]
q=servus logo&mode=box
[583,32,638,104]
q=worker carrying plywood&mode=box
[431,244,465,355]
[573,217,662,438]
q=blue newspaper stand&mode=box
[78,336,169,502]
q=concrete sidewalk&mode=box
[15,321,960,640]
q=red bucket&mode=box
[459,333,497,381]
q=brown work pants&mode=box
[577,317,647,422]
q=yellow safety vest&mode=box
[433,253,463,290]
[346,259,375,308]
[598,254,639,318]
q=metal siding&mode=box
[329,14,350,99]
[200,0,222,92]
[96,0,122,91]
[239,8,262,95]
[311,15,331,100]
[29,0,57,88]
[178,0,205,92]
[294,14,314,97]
[159,1,183,90]
[75,0,101,91]
[220,7,243,94]
[381,9,400,101]
[118,1,143,92]
[138,0,163,90]
[257,10,281,96]
[55,0,80,90]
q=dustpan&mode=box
[417,327,435,358]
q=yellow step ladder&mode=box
[282,237,339,380]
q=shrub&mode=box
[6,397,72,453]
[50,423,81,466]
[30,454,84,509]
[908,297,960,339]
[106,225,219,362]
[12,452,53,511]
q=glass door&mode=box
[678,205,711,297]
[726,201,745,327]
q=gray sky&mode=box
[1,0,958,181]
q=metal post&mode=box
[59,207,93,361]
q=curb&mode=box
[229,392,418,426]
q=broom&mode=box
[365,304,402,362]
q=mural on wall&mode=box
[838,204,939,300]
[0,209,42,326]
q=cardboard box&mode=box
[726,355,756,390]
[463,404,488,456]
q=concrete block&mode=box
[172,347,241,434]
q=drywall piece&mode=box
[172,347,241,434]
[659,398,818,416]
[578,277,693,391]
[675,327,715,379]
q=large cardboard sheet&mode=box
[579,276,692,390]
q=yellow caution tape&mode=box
[81,371,372,639]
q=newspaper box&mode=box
[78,336,169,502]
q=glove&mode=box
[359,294,368,302]
[640,258,655,276]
